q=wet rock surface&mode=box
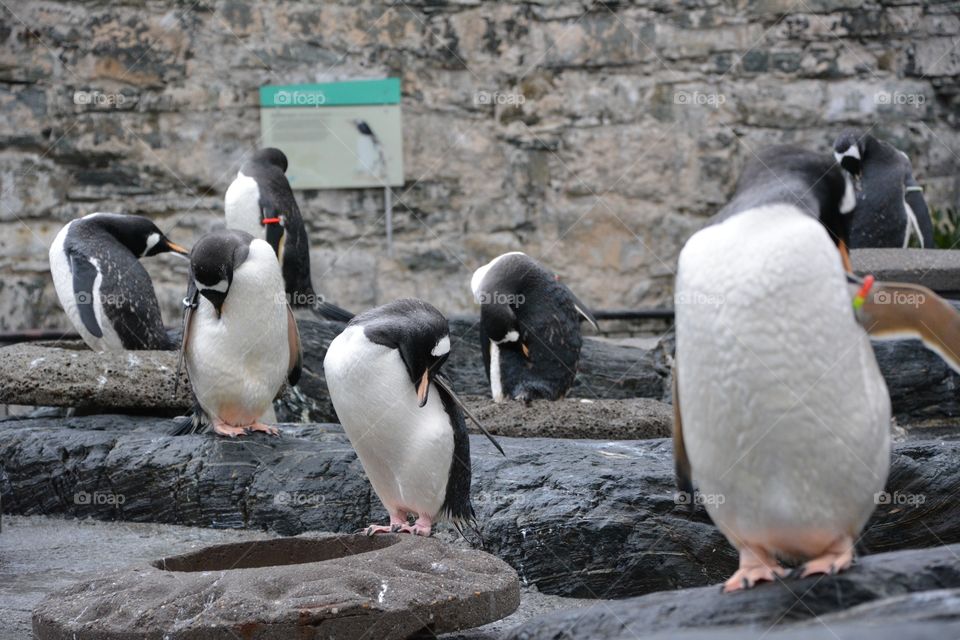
[33,533,520,640]
[503,545,960,640]
[2,416,959,599]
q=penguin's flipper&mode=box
[68,252,103,338]
[435,374,505,456]
[857,281,960,374]
[287,304,303,386]
[568,289,600,332]
[313,300,355,323]
[672,365,694,500]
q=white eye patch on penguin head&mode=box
[190,230,252,317]
[97,213,190,258]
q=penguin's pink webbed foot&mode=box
[396,514,433,537]
[246,421,280,436]
[212,419,248,438]
[723,546,787,593]
[798,536,855,578]
[364,511,408,536]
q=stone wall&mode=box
[1,0,958,331]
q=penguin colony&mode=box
[46,131,960,592]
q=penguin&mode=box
[224,147,353,322]
[470,252,599,403]
[178,230,301,437]
[323,298,504,537]
[673,144,960,593]
[353,119,386,179]
[49,212,189,352]
[833,131,933,248]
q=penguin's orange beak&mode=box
[165,240,190,256]
[838,240,853,273]
[417,370,431,407]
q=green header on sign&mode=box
[260,78,400,107]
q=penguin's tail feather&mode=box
[168,402,209,436]
[451,509,487,551]
[311,300,355,323]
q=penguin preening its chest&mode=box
[224,147,354,322]
[674,143,960,593]
[178,230,302,438]
[324,298,504,537]
[49,212,189,351]
[833,130,933,248]
[471,252,599,403]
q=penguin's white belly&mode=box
[185,252,288,425]
[49,222,122,352]
[224,172,266,241]
[324,326,453,518]
[676,205,890,556]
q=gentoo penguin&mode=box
[49,212,189,351]
[470,252,599,403]
[224,147,353,321]
[833,131,933,248]
[674,145,960,592]
[178,230,301,437]
[324,298,504,537]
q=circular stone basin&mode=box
[33,534,520,640]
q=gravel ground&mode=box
[0,515,592,639]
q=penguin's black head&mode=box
[355,298,452,407]
[833,131,931,248]
[189,230,252,317]
[94,213,190,258]
[251,148,288,173]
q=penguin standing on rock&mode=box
[224,147,353,321]
[471,252,599,403]
[49,212,189,351]
[833,131,933,248]
[324,298,504,537]
[674,143,960,593]
[177,230,301,437]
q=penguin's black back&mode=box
[67,215,173,350]
[241,151,315,304]
[713,145,851,247]
[479,254,583,401]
